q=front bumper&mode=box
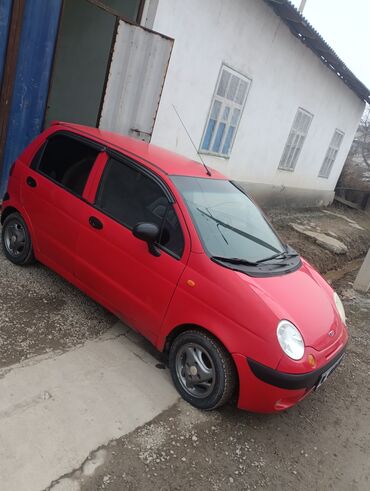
[233,345,346,413]
[247,348,345,390]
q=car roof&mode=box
[53,122,226,179]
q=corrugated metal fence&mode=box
[0,0,12,88]
[0,0,62,195]
[0,0,172,194]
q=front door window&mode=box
[96,157,184,258]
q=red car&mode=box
[1,122,348,413]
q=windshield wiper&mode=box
[211,256,259,266]
[256,250,299,263]
[212,256,291,269]
[196,208,281,254]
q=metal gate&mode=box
[0,0,62,195]
[0,0,172,194]
[99,20,173,142]
[0,0,12,87]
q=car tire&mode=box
[169,329,236,410]
[1,212,35,266]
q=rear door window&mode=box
[33,134,100,196]
[96,157,185,258]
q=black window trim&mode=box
[56,123,171,176]
[31,130,175,204]
[106,149,175,204]
[30,141,47,171]
[95,154,184,260]
[46,130,106,152]
[31,130,106,172]
[30,130,104,200]
[29,130,185,260]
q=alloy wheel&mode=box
[4,219,26,257]
[175,342,216,398]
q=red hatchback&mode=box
[1,122,348,413]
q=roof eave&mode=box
[264,0,370,103]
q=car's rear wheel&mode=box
[169,330,236,410]
[2,212,34,265]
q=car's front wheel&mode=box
[169,330,236,410]
[1,212,35,265]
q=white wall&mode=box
[148,0,365,202]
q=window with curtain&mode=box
[318,129,344,178]
[200,65,251,158]
[278,108,313,171]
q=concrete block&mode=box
[290,223,348,254]
[354,249,370,292]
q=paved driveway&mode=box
[0,323,177,491]
[0,253,178,490]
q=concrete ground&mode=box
[0,205,369,490]
[0,323,178,491]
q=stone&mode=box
[290,224,348,254]
[322,210,364,230]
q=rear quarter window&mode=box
[33,134,100,196]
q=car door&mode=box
[74,154,190,343]
[20,132,103,277]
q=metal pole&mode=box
[299,0,307,13]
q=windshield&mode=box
[171,176,285,262]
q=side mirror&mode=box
[132,222,161,256]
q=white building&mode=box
[99,0,370,207]
[2,0,368,206]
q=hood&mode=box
[235,260,343,351]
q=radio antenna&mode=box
[172,104,212,176]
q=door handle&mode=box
[26,176,37,188]
[89,216,103,230]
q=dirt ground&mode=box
[268,202,370,274]
[66,269,369,491]
[0,204,370,490]
[0,250,116,369]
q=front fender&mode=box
[157,278,282,369]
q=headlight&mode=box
[334,292,346,324]
[277,320,304,360]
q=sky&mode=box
[290,0,370,88]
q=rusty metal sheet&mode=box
[99,19,173,142]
